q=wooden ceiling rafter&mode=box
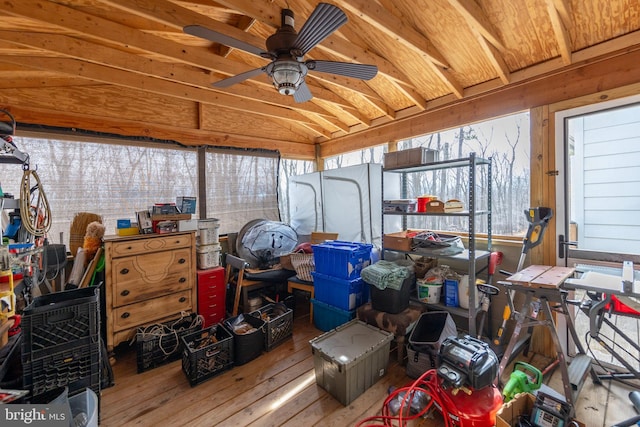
[336,0,465,99]
[1,55,330,139]
[446,0,510,84]
[447,0,506,51]
[545,0,573,65]
[0,30,345,123]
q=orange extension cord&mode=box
[355,369,456,427]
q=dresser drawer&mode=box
[196,267,225,288]
[112,248,192,306]
[197,284,225,301]
[200,308,225,328]
[113,290,192,332]
[198,294,224,315]
[109,234,193,258]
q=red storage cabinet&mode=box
[197,267,226,328]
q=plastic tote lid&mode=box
[309,320,393,367]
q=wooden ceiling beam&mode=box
[546,0,572,65]
[336,0,449,68]
[0,31,345,122]
[1,56,329,138]
[550,0,572,28]
[475,34,511,85]
[336,0,464,99]
[2,0,257,79]
[447,0,506,51]
[6,105,317,159]
[103,0,268,54]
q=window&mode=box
[0,132,281,247]
[397,112,530,236]
[323,146,386,170]
[560,100,640,257]
[204,148,281,234]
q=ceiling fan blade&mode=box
[184,25,266,57]
[293,3,347,55]
[293,81,313,103]
[306,60,378,80]
[212,67,265,88]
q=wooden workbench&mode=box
[503,264,575,289]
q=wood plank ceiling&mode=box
[0,0,638,159]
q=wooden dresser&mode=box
[104,232,197,352]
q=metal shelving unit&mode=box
[382,152,492,336]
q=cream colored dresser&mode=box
[104,232,197,352]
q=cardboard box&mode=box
[496,393,585,427]
[383,230,422,251]
[176,196,196,214]
[137,210,153,234]
[384,147,438,169]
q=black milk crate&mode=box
[136,313,203,373]
[22,287,99,362]
[224,314,265,366]
[22,341,100,398]
[181,324,234,387]
[249,303,293,351]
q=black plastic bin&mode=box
[136,313,202,373]
[181,324,234,387]
[249,303,293,351]
[224,314,265,366]
[22,287,99,362]
[369,275,414,314]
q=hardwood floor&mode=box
[100,308,638,427]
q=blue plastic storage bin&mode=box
[312,241,373,280]
[312,271,369,311]
[311,299,356,332]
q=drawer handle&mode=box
[179,297,187,303]
[120,268,129,275]
[120,290,130,296]
[208,304,218,308]
[179,277,186,283]
[178,258,186,264]
[127,246,132,250]
[176,240,181,244]
[121,312,130,319]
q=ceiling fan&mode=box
[184,3,378,103]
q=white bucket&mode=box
[197,243,221,269]
[198,218,220,245]
[417,281,443,304]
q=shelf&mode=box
[409,297,471,318]
[383,210,490,217]
[383,248,491,262]
[382,152,491,337]
[383,156,491,173]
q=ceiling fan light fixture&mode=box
[268,60,308,96]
